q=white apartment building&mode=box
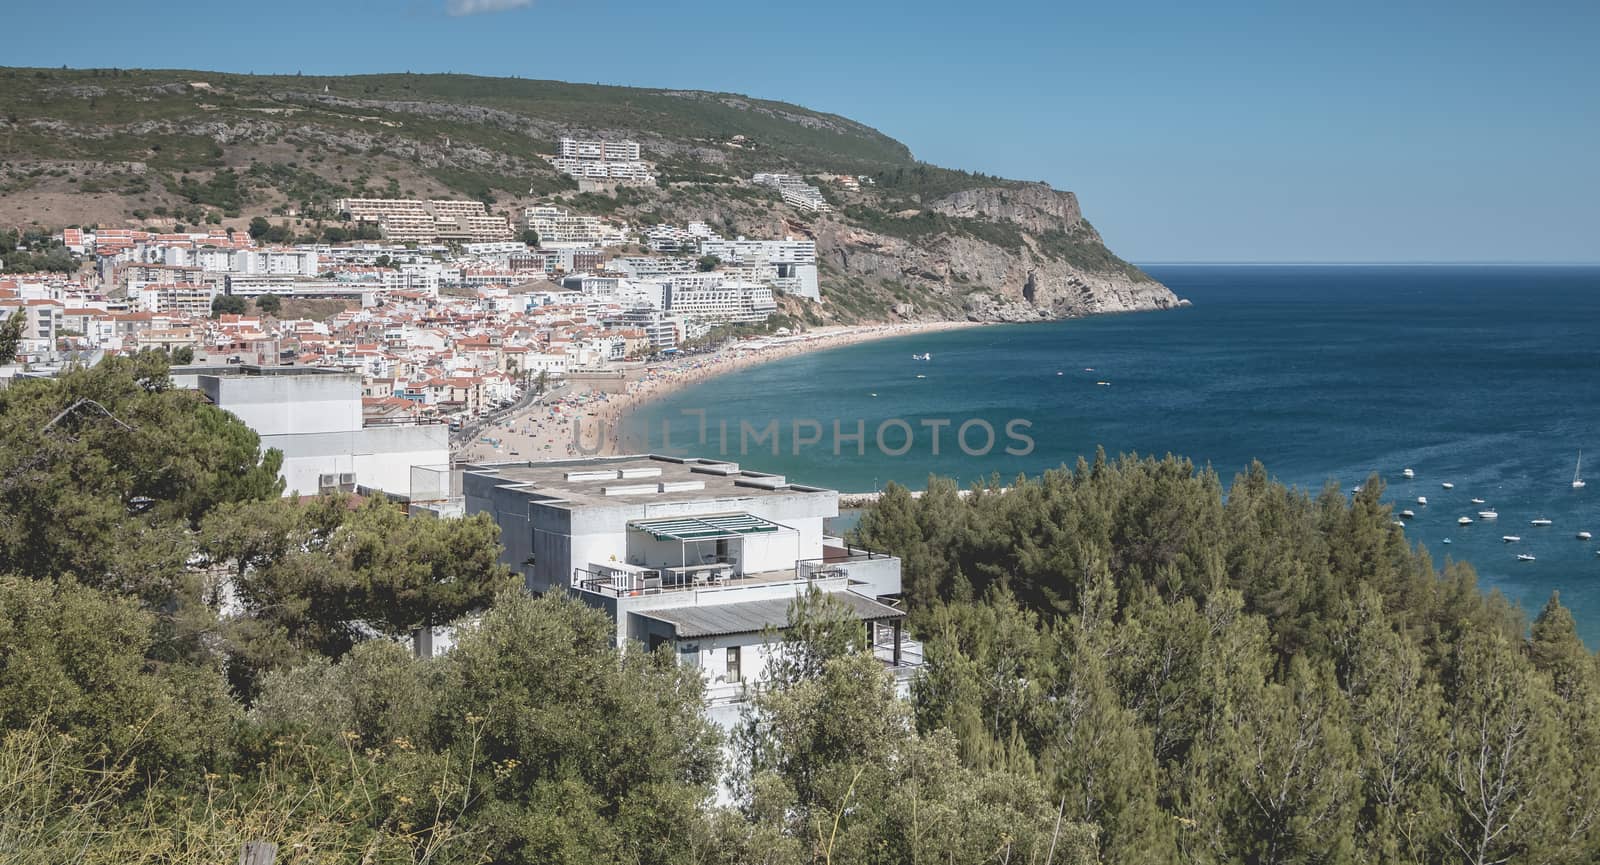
[160,246,239,272]
[549,158,654,182]
[134,282,216,317]
[335,199,513,244]
[699,236,817,266]
[559,138,642,161]
[223,275,379,306]
[645,225,696,252]
[751,173,832,213]
[665,276,776,324]
[462,455,917,725]
[233,248,321,277]
[462,241,529,258]
[607,307,684,350]
[558,275,668,311]
[197,366,449,498]
[337,198,436,243]
[699,236,820,300]
[524,205,605,247]
[613,256,696,279]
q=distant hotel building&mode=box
[559,138,641,161]
[335,198,514,244]
[752,173,832,213]
[548,137,654,183]
[699,236,819,300]
[664,274,776,324]
[524,205,605,247]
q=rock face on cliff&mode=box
[814,183,1178,321]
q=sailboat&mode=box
[1574,451,1587,489]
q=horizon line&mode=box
[1138,260,1600,267]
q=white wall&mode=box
[264,425,449,498]
[205,373,362,436]
[736,530,799,573]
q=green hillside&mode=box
[0,66,1173,323]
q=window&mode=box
[726,646,741,683]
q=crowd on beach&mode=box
[456,322,976,464]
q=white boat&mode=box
[1402,468,1415,479]
[1442,538,1453,544]
[1400,509,1416,519]
[1531,517,1553,527]
[1353,485,1364,493]
[1417,496,1428,505]
[1392,520,1407,528]
[912,352,932,361]
[1503,535,1522,543]
[1578,531,1592,540]
[1518,553,1537,562]
[1441,482,1455,489]
[915,374,927,379]
[1479,510,1499,520]
[1574,451,1586,489]
[1458,516,1474,525]
[1471,497,1486,505]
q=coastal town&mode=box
[0,136,955,499]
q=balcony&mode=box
[574,561,839,599]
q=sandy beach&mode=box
[457,321,979,463]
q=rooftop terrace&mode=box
[462,454,836,510]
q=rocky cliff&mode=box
[817,184,1178,321]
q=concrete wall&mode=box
[265,425,448,497]
[839,554,902,597]
[201,372,362,436]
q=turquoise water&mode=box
[626,266,1600,638]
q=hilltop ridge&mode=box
[0,67,1178,323]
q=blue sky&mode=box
[6,0,1597,262]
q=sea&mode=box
[623,265,1600,642]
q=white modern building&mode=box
[524,205,605,247]
[462,455,918,724]
[196,366,449,498]
[549,138,653,183]
[335,199,514,244]
[699,236,820,300]
[560,138,642,161]
[133,282,216,316]
[751,173,832,213]
[665,276,776,323]
[613,257,697,279]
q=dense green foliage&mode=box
[0,309,23,363]
[0,228,77,273]
[0,67,910,182]
[852,452,1600,865]
[10,358,1592,862]
[211,293,248,316]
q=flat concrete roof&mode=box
[638,591,904,639]
[463,454,836,510]
[179,364,353,378]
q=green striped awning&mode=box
[629,513,784,541]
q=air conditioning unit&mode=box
[318,472,357,495]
